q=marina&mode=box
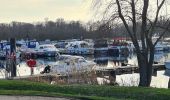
[0,38,170,88]
[0,0,170,99]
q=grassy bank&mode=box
[0,80,169,100]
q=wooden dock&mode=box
[93,64,166,85]
[94,64,165,75]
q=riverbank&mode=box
[0,80,170,100]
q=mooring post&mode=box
[168,78,170,88]
[152,69,157,76]
[109,71,116,85]
[10,38,16,77]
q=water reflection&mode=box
[93,52,170,88]
[116,71,169,88]
[94,54,128,68]
[93,52,168,67]
[164,69,170,77]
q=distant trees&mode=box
[0,19,85,40]
[0,17,169,41]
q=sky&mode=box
[0,0,92,23]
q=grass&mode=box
[0,80,169,100]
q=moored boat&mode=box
[38,55,96,75]
[64,41,94,55]
[35,44,60,57]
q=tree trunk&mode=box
[147,49,154,86]
[137,55,152,87]
[138,49,154,87]
[138,55,148,87]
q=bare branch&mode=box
[154,21,170,46]
[149,0,166,38]
[116,0,133,39]
[131,0,137,36]
[140,0,149,51]
[116,0,141,53]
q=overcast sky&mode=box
[0,0,92,23]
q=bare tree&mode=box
[93,0,170,87]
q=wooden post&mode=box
[30,67,34,75]
[10,38,16,77]
[168,78,170,88]
[109,71,116,85]
[152,69,157,76]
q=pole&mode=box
[30,67,34,76]
[10,38,16,77]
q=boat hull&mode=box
[65,48,94,55]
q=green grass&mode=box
[0,80,169,100]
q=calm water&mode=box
[92,52,170,88]
[0,52,170,88]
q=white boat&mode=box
[65,41,94,55]
[50,55,96,75]
[20,41,59,57]
[138,40,168,52]
[20,40,40,52]
[35,44,60,57]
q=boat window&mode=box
[43,45,55,49]
[59,56,70,61]
[30,42,36,45]
[74,45,78,48]
[66,62,70,65]
[40,47,43,49]
[80,43,88,48]
[79,58,86,62]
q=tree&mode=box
[93,0,170,87]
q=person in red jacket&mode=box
[26,59,36,75]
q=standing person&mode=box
[26,59,36,75]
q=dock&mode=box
[94,64,165,75]
[92,64,165,85]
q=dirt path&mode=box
[0,95,74,100]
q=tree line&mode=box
[0,18,168,41]
[0,18,129,41]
